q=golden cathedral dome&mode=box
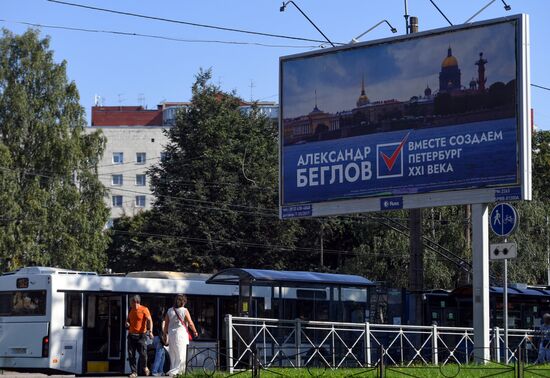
[441,46,458,68]
[357,93,369,105]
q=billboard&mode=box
[279,15,531,219]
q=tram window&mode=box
[0,290,46,316]
[344,302,365,323]
[317,301,329,321]
[65,293,82,326]
[296,289,327,300]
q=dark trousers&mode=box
[128,333,147,374]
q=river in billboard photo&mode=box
[280,20,520,206]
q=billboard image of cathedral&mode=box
[282,37,516,146]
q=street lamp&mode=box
[280,1,335,47]
[502,0,512,11]
[464,0,512,24]
[350,20,397,44]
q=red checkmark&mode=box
[380,133,410,171]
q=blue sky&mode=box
[1,0,549,129]
[282,21,516,118]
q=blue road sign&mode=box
[490,203,518,237]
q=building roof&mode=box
[91,106,163,126]
[126,271,210,280]
[206,268,374,288]
[4,266,97,276]
[452,285,550,297]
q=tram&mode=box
[0,266,372,374]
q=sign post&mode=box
[473,204,490,363]
[490,203,519,363]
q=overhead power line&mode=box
[111,229,356,255]
[0,19,318,49]
[532,83,550,92]
[5,19,549,91]
[47,0,340,45]
[110,229,412,259]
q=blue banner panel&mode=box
[282,118,517,205]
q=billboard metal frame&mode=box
[278,14,531,219]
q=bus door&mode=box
[83,294,125,374]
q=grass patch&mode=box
[181,363,550,377]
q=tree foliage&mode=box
[0,29,110,272]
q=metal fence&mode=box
[224,315,542,372]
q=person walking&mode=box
[163,294,199,376]
[151,307,167,376]
[126,295,153,377]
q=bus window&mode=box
[0,291,46,316]
[65,293,82,326]
[188,296,216,340]
[0,293,10,315]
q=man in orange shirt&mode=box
[126,295,153,377]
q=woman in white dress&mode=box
[163,294,199,376]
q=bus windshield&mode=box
[0,290,47,316]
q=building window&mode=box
[136,195,146,208]
[112,195,123,207]
[160,152,170,162]
[112,174,123,186]
[136,152,146,164]
[112,152,124,164]
[136,174,146,186]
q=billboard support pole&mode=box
[405,13,424,326]
[472,203,490,364]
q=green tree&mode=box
[0,29,109,272]
[496,198,550,285]
[532,130,550,200]
[123,69,302,273]
[107,212,152,273]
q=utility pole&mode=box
[405,14,424,325]
[403,0,409,34]
[465,205,472,284]
[320,221,324,267]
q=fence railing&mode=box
[224,315,540,372]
